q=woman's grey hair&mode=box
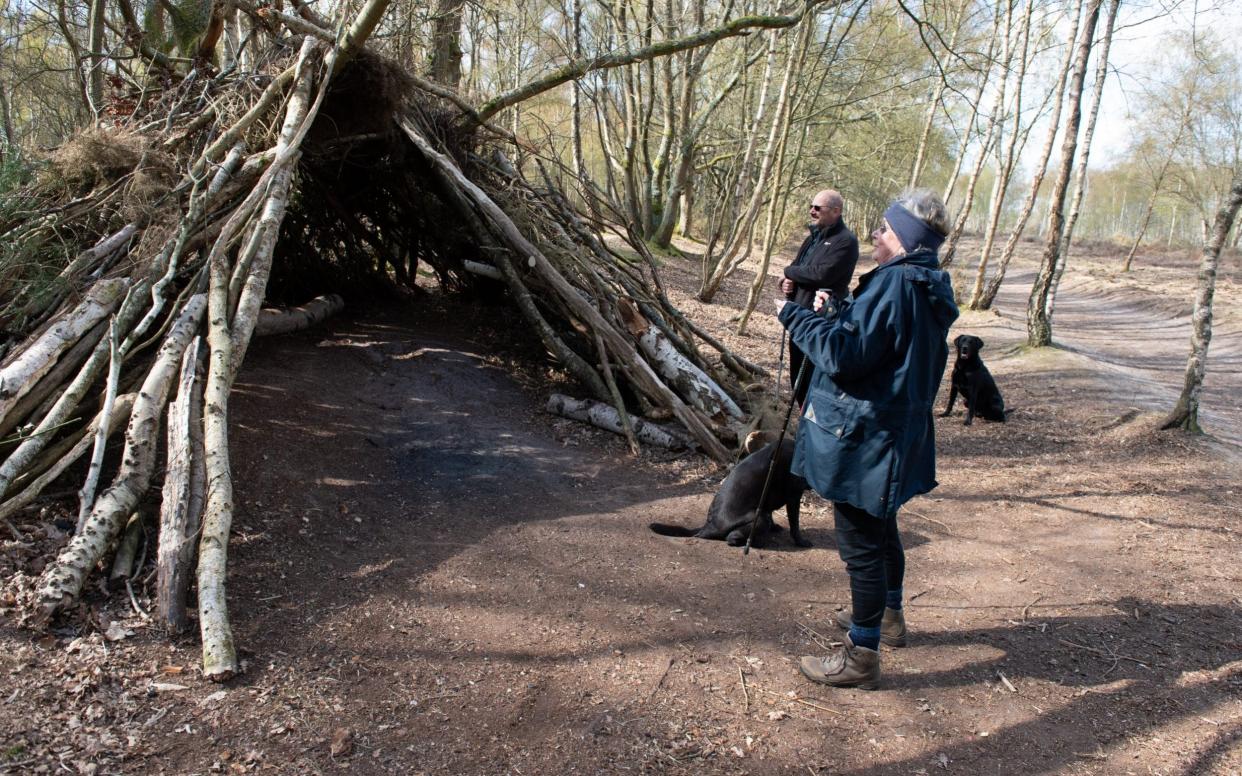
[894,188,951,236]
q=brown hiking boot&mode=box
[834,607,908,647]
[799,633,880,690]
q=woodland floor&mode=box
[1,235,1241,775]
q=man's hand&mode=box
[780,278,795,295]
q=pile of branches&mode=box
[0,3,770,677]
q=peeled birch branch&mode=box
[547,393,695,451]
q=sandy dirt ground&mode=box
[1,237,1240,775]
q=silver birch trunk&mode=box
[1027,0,1103,347]
[943,7,1004,205]
[199,41,318,681]
[547,394,695,450]
[87,0,107,118]
[253,294,345,337]
[35,295,207,617]
[1044,0,1121,322]
[636,324,743,422]
[968,0,1034,306]
[975,0,1085,310]
[699,17,808,302]
[1161,170,1242,432]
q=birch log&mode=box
[200,39,320,681]
[253,294,345,337]
[157,337,205,633]
[35,294,207,617]
[0,283,149,497]
[547,394,695,450]
[0,278,129,429]
[0,393,135,524]
[55,223,139,283]
[0,319,106,440]
[617,299,742,423]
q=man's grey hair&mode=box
[894,188,951,236]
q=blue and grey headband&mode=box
[885,202,945,253]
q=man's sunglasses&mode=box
[810,204,837,212]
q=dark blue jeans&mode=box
[834,501,905,628]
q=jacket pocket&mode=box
[803,390,866,445]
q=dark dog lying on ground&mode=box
[650,434,811,548]
[941,334,1006,426]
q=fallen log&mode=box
[254,294,345,337]
[547,393,695,451]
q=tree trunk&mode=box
[427,0,466,89]
[1027,0,1102,347]
[253,294,345,337]
[967,0,1033,306]
[1161,171,1242,432]
[699,15,809,302]
[975,0,1085,310]
[87,0,107,118]
[199,37,321,681]
[909,0,969,188]
[1045,0,1121,323]
[943,6,1004,205]
[569,0,585,180]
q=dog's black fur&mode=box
[941,334,1005,426]
[649,438,811,548]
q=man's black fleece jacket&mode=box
[783,220,860,308]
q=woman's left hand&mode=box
[773,298,789,316]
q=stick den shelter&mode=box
[0,11,774,679]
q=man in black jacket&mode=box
[780,189,859,405]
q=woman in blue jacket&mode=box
[775,189,959,690]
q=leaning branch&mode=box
[475,2,836,124]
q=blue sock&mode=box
[886,588,903,611]
[849,624,880,651]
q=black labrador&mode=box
[650,436,811,548]
[942,334,1005,426]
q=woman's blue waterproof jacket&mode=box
[777,249,959,518]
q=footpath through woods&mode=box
[990,263,1242,451]
[1,247,1240,774]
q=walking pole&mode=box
[743,347,812,555]
[743,291,838,555]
